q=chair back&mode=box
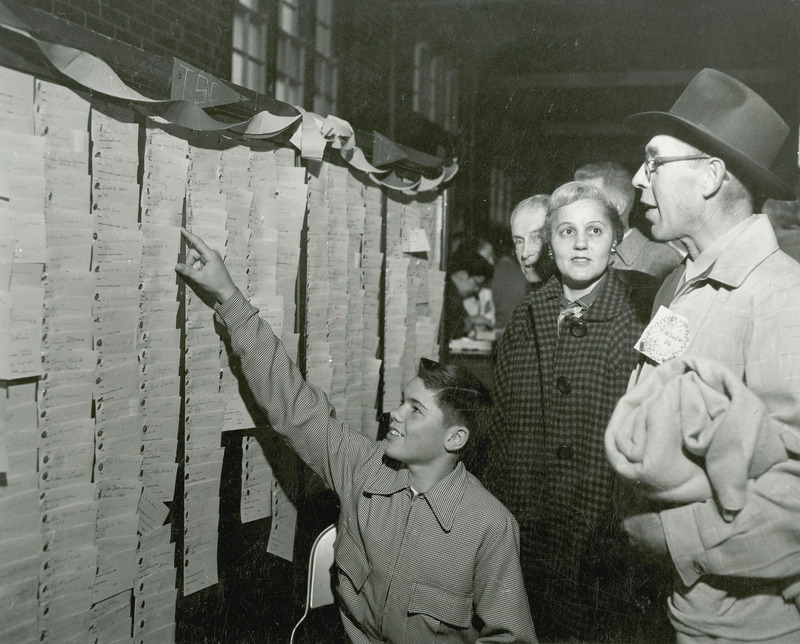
[289,523,337,644]
[308,524,337,609]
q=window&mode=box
[276,0,305,105]
[232,0,268,93]
[412,42,458,132]
[313,0,338,115]
[412,41,429,114]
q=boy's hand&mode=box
[175,228,237,304]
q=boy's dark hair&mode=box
[446,243,495,281]
[416,357,493,462]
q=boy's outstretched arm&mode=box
[175,228,374,496]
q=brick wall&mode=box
[26,0,233,80]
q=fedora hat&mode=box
[625,68,795,200]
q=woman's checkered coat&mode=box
[485,268,657,641]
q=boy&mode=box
[175,229,536,644]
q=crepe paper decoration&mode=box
[369,170,420,191]
[297,109,327,161]
[400,145,445,170]
[134,101,250,132]
[0,8,161,101]
[171,58,247,109]
[37,40,160,102]
[372,131,409,167]
[443,159,459,183]
[415,168,447,193]
[320,115,356,151]
[0,1,459,194]
[232,111,302,138]
[342,146,387,175]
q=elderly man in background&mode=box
[492,195,551,332]
[575,161,684,280]
[613,68,800,643]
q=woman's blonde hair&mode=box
[539,181,625,245]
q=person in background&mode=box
[491,196,551,334]
[763,197,800,263]
[489,223,526,333]
[175,229,537,644]
[614,67,800,643]
[459,236,497,329]
[486,182,659,642]
[575,161,684,281]
[439,241,495,360]
[510,195,551,286]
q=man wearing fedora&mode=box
[612,68,800,642]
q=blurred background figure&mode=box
[458,236,497,330]
[439,240,495,360]
[488,222,525,333]
[763,198,800,263]
[510,194,551,286]
[488,195,553,336]
[575,161,685,281]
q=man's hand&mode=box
[174,228,237,304]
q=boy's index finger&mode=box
[180,228,213,259]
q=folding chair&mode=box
[289,523,337,644]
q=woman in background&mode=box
[486,182,664,642]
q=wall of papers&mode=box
[0,63,446,644]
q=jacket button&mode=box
[556,444,573,460]
[556,375,571,395]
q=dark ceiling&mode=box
[388,0,800,201]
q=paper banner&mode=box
[171,58,246,108]
[401,144,446,170]
[372,131,408,167]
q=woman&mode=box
[486,182,662,642]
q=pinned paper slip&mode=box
[635,305,690,364]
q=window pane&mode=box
[275,78,288,102]
[279,0,298,35]
[258,23,268,62]
[240,0,257,9]
[248,60,265,94]
[317,0,333,25]
[330,63,338,109]
[316,24,331,56]
[277,38,287,73]
[290,42,302,77]
[233,12,245,49]
[247,20,263,55]
[232,52,244,86]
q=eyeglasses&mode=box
[643,155,710,180]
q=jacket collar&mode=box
[535,269,630,322]
[700,214,779,288]
[613,228,644,268]
[364,457,467,532]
